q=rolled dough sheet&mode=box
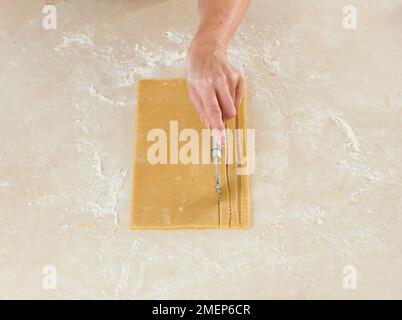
[130,79,250,229]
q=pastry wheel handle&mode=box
[211,137,222,194]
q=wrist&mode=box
[190,32,227,53]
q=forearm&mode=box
[187,0,249,132]
[193,0,251,50]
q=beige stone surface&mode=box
[0,0,401,299]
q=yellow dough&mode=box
[130,79,250,229]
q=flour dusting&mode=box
[85,170,127,229]
[338,160,395,184]
[54,32,187,87]
[0,181,11,188]
[55,33,94,51]
[330,114,361,152]
[88,85,127,107]
[162,30,191,45]
[292,206,325,225]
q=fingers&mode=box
[188,86,209,127]
[187,68,244,146]
[223,66,238,104]
[201,92,224,132]
[234,74,245,109]
[216,79,236,120]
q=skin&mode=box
[187,0,251,144]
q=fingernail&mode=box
[212,129,226,147]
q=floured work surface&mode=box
[131,79,250,229]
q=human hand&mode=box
[186,37,244,144]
